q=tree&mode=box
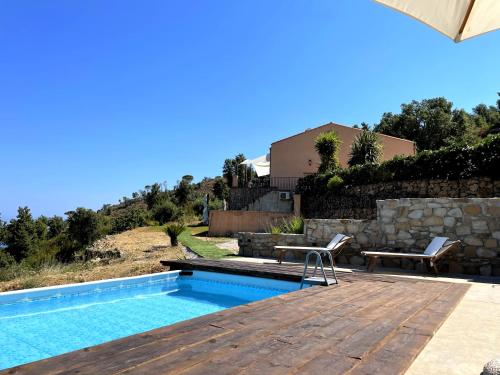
[144,183,163,210]
[174,177,193,206]
[373,97,480,151]
[213,176,230,201]
[65,208,102,249]
[348,130,383,167]
[222,154,254,187]
[4,207,38,261]
[34,216,49,241]
[0,213,6,244]
[471,94,500,135]
[314,131,342,174]
[222,158,236,184]
[47,216,66,239]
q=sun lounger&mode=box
[274,233,352,265]
[361,237,461,275]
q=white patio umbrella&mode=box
[374,0,500,42]
[240,154,270,177]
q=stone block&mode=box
[395,222,410,231]
[423,217,444,226]
[487,206,500,216]
[477,248,497,258]
[386,234,396,241]
[381,200,398,209]
[472,220,489,232]
[485,239,498,248]
[429,226,444,233]
[427,202,443,208]
[456,225,472,236]
[408,209,424,219]
[447,208,463,217]
[423,208,433,216]
[433,208,447,217]
[403,239,416,246]
[443,217,456,227]
[380,209,396,218]
[464,236,483,246]
[397,231,412,240]
[493,231,500,240]
[383,224,396,234]
[355,232,369,245]
[464,247,476,257]
[464,204,481,216]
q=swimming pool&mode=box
[0,270,301,370]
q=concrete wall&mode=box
[238,197,500,276]
[246,191,293,212]
[270,123,415,179]
[208,210,290,236]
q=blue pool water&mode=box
[0,270,300,370]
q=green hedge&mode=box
[296,134,500,193]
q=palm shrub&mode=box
[165,223,185,246]
[314,131,342,174]
[348,130,382,167]
[268,217,304,234]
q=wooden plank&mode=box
[347,330,431,375]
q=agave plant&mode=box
[165,223,185,246]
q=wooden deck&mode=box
[4,260,469,375]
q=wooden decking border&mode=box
[3,260,469,375]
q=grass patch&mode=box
[179,228,232,259]
[189,225,209,236]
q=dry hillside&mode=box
[0,227,186,292]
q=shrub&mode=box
[314,131,342,174]
[348,130,382,166]
[153,201,181,225]
[0,250,15,268]
[327,175,344,190]
[297,134,500,190]
[208,198,224,211]
[111,208,147,234]
[165,223,185,246]
[66,208,103,249]
[190,198,205,216]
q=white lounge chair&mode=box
[361,237,461,275]
[274,233,352,265]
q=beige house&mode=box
[269,123,415,188]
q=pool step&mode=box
[300,250,338,289]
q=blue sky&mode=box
[1,0,499,220]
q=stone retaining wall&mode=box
[238,197,500,276]
[238,233,307,259]
[301,177,500,219]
